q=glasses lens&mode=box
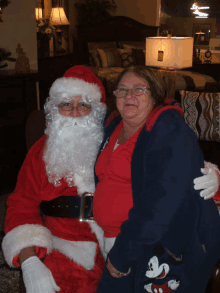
[77,102,91,112]
[59,103,72,111]
[115,88,128,98]
[132,86,146,96]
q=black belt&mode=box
[40,193,94,222]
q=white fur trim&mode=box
[89,222,107,260]
[204,161,220,175]
[104,237,116,254]
[2,224,53,268]
[49,78,102,104]
[74,173,95,195]
[52,236,97,270]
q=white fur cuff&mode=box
[89,222,107,260]
[2,224,53,267]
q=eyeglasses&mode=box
[58,102,92,113]
[113,86,150,99]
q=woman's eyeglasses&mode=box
[113,86,150,99]
[57,102,92,113]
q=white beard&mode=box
[43,105,105,194]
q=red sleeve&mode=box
[4,136,47,233]
[213,172,220,201]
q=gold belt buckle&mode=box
[79,192,95,222]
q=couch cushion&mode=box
[97,48,122,68]
[180,90,220,142]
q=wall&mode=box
[114,0,161,27]
[160,15,216,39]
[0,0,38,70]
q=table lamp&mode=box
[50,6,70,53]
[145,37,193,99]
[145,37,193,69]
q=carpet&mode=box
[0,230,21,293]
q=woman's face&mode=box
[116,72,155,125]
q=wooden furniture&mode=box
[77,15,159,65]
[0,69,39,195]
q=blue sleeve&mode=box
[108,110,204,273]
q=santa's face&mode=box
[43,95,106,192]
[58,96,92,117]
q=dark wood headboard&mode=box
[76,16,159,64]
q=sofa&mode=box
[174,90,220,169]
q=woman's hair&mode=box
[113,66,165,107]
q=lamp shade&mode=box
[50,7,70,25]
[35,8,43,20]
[145,37,193,69]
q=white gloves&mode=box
[21,256,61,293]
[194,163,220,200]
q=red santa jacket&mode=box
[2,135,105,268]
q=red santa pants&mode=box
[44,248,105,293]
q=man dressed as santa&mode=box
[2,65,107,293]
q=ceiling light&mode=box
[191,6,210,9]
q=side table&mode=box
[0,69,39,195]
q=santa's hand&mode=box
[194,167,219,200]
[21,256,61,293]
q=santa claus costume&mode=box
[2,66,107,293]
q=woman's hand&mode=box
[106,257,131,278]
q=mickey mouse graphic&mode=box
[144,256,180,293]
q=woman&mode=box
[93,66,220,293]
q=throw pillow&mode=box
[180,90,220,142]
[118,49,136,68]
[97,48,122,68]
[89,50,102,68]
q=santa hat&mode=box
[49,65,105,104]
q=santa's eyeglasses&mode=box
[58,102,92,113]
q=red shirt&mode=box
[93,121,144,237]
